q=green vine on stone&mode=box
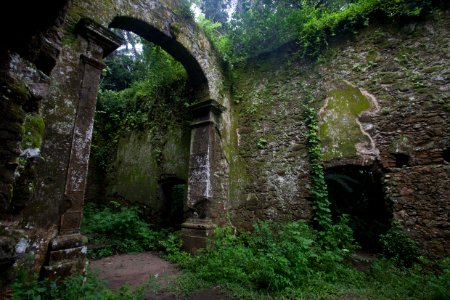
[304,98,332,231]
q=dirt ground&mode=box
[90,252,231,300]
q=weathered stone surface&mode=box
[0,0,449,288]
[181,217,216,254]
[386,165,450,256]
[51,233,88,251]
[66,0,226,104]
[229,11,449,256]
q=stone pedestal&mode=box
[181,218,216,253]
[43,234,88,279]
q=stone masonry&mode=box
[0,0,448,290]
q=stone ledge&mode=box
[50,234,87,251]
[48,246,87,265]
[43,259,87,279]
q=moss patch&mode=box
[21,114,45,150]
[319,84,372,160]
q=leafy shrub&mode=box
[428,258,450,300]
[91,40,192,174]
[12,270,146,300]
[294,0,432,57]
[81,204,168,257]
[364,257,450,300]
[173,220,448,299]
[184,220,358,296]
[196,15,231,62]
[158,231,192,266]
[379,223,420,267]
[11,272,47,300]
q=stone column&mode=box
[44,19,122,277]
[181,99,225,252]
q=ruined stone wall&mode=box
[0,1,448,289]
[88,118,192,224]
[110,127,190,202]
[229,11,449,256]
[67,0,231,227]
[0,0,70,289]
[1,0,228,286]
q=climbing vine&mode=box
[303,96,332,231]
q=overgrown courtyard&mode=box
[1,0,449,299]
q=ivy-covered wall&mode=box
[229,10,449,256]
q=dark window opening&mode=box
[159,178,186,229]
[443,148,450,163]
[325,165,392,251]
[394,153,410,168]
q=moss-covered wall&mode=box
[0,0,69,287]
[318,83,375,161]
[105,124,190,222]
[1,1,449,284]
[229,11,449,256]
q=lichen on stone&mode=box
[318,83,372,161]
[20,114,45,152]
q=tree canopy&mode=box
[195,0,438,63]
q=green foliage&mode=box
[379,223,420,267]
[226,0,298,61]
[294,0,432,57]
[177,0,196,20]
[196,15,232,62]
[202,0,436,63]
[168,272,212,299]
[81,203,191,259]
[12,272,47,300]
[81,204,168,257]
[256,137,268,149]
[358,258,450,300]
[92,39,192,173]
[430,258,450,300]
[158,231,192,267]
[183,221,357,296]
[199,0,228,23]
[101,54,145,92]
[12,270,148,300]
[172,220,449,299]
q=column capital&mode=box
[189,99,226,116]
[76,18,124,57]
[80,54,106,70]
[189,99,226,128]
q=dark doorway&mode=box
[443,147,449,163]
[325,165,392,251]
[159,177,186,229]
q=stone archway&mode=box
[37,0,229,275]
[109,16,208,96]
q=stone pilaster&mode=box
[44,19,122,276]
[181,99,225,252]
